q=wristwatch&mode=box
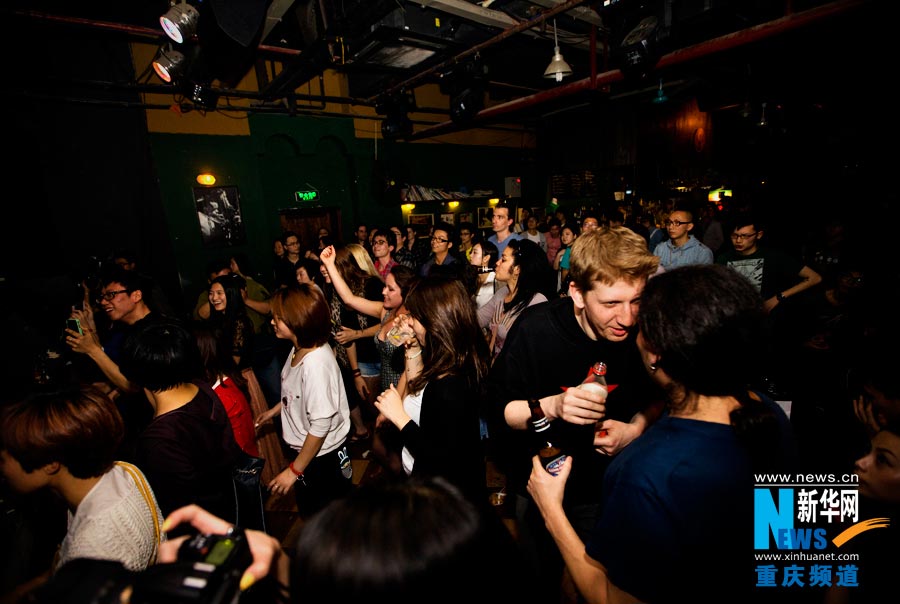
[776,292,786,303]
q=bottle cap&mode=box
[592,362,607,376]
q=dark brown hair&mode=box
[404,276,490,394]
[0,386,123,478]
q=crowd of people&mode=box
[2,199,897,604]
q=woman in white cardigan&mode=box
[0,386,163,594]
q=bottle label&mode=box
[544,454,567,476]
[532,417,551,432]
[579,382,607,395]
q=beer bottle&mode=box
[529,398,567,475]
[578,361,608,396]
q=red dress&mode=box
[213,377,260,457]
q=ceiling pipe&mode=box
[407,0,870,141]
[368,0,590,103]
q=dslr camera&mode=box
[27,529,253,604]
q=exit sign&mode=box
[295,190,320,202]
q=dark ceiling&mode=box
[5,0,888,136]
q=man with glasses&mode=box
[652,207,713,270]
[274,231,305,289]
[419,222,458,277]
[457,222,476,262]
[580,215,600,233]
[370,227,397,281]
[717,212,822,400]
[716,212,821,313]
[66,267,156,391]
[66,266,164,457]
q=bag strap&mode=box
[116,461,161,565]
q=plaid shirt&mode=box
[375,257,398,280]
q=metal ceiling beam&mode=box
[416,0,600,55]
[528,0,605,27]
[407,0,872,140]
[369,0,589,102]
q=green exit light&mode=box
[295,190,319,202]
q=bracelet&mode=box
[405,349,423,360]
[352,368,362,377]
[289,461,304,478]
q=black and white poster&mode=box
[194,185,246,247]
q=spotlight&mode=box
[381,114,413,140]
[377,90,416,140]
[450,86,484,124]
[160,1,200,44]
[619,15,659,78]
[447,56,487,124]
[152,46,186,83]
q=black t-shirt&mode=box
[135,385,241,521]
[273,256,303,290]
[486,296,664,503]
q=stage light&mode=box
[160,1,200,44]
[152,46,186,83]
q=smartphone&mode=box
[66,318,83,335]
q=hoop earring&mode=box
[649,363,658,373]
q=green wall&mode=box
[151,115,532,310]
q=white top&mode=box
[523,230,547,252]
[401,385,427,476]
[58,464,163,572]
[474,271,497,310]
[281,343,351,456]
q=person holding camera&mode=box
[154,476,526,604]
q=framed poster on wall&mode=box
[458,211,474,225]
[408,213,434,226]
[440,213,455,225]
[477,207,493,229]
[194,185,246,247]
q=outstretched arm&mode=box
[319,245,384,318]
[527,456,640,604]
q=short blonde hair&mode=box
[569,226,659,292]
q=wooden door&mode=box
[279,206,341,251]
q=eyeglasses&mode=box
[431,236,449,243]
[459,231,472,237]
[95,289,128,302]
[373,239,390,246]
[665,220,691,227]
[731,232,758,241]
